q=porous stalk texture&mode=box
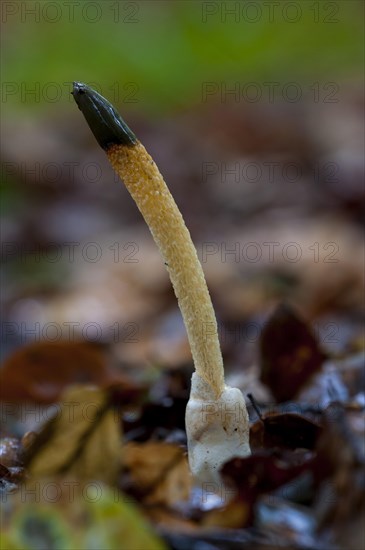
[108,143,225,397]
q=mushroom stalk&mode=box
[72,82,250,486]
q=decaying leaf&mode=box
[123,441,191,505]
[201,497,250,529]
[217,449,316,527]
[146,506,198,533]
[0,341,127,404]
[260,303,326,401]
[250,410,322,450]
[315,402,365,526]
[24,385,122,484]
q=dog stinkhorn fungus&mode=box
[72,82,250,487]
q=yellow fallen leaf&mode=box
[1,479,166,550]
[25,385,121,484]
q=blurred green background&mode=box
[2,0,363,114]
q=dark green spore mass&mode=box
[72,82,137,149]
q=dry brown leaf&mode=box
[0,341,125,404]
[260,303,325,401]
[147,506,198,533]
[123,441,191,505]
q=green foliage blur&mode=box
[2,0,363,115]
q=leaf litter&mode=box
[1,95,365,549]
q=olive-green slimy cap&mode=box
[72,82,137,149]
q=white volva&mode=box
[186,372,250,486]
